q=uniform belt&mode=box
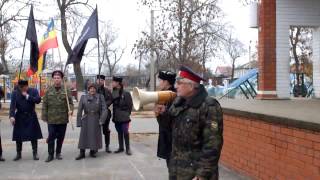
[85,111,98,114]
[17,111,33,114]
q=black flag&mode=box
[26,5,39,74]
[66,8,98,65]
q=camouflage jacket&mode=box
[168,85,223,180]
[41,85,74,124]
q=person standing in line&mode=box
[9,80,43,161]
[96,75,113,153]
[42,70,73,163]
[153,70,176,169]
[0,86,5,162]
[112,76,133,155]
[75,84,108,160]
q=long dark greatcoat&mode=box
[77,94,108,150]
[9,88,43,141]
[156,87,176,160]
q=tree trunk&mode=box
[290,27,301,85]
[178,0,183,64]
[231,58,235,81]
[58,0,84,91]
[0,54,9,74]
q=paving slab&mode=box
[0,115,249,180]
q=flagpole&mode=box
[96,4,101,78]
[59,48,74,130]
[18,37,27,80]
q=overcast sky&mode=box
[10,0,258,74]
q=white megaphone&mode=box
[132,87,177,111]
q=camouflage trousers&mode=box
[168,160,219,180]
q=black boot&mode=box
[89,150,97,158]
[0,137,4,161]
[13,152,21,161]
[31,140,39,160]
[45,154,54,163]
[75,149,85,160]
[56,153,63,160]
[13,141,22,161]
[45,142,54,163]
[114,133,124,153]
[56,139,63,160]
[124,133,132,156]
[105,133,111,153]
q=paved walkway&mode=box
[0,114,249,180]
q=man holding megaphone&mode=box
[157,66,223,180]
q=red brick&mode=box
[298,154,313,164]
[314,157,320,166]
[315,151,320,159]
[288,143,301,153]
[287,136,313,148]
[314,142,320,151]
[270,125,280,133]
[275,133,287,142]
[306,133,320,143]
[304,164,320,176]
[286,150,300,159]
[292,129,306,139]
[281,127,293,136]
[264,130,276,138]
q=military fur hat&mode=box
[112,76,123,83]
[96,75,105,80]
[18,80,28,86]
[158,70,176,85]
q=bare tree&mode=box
[99,23,125,76]
[224,32,246,81]
[56,0,93,91]
[134,0,225,73]
[289,27,313,86]
[0,0,34,74]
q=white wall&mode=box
[313,28,320,98]
[276,0,320,98]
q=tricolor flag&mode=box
[37,19,58,74]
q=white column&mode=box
[276,23,291,98]
[313,27,320,98]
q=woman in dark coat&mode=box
[9,80,42,161]
[154,70,176,169]
[75,84,108,160]
[0,86,5,161]
[112,76,133,155]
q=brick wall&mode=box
[221,114,320,180]
[257,0,277,99]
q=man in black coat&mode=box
[0,86,4,161]
[96,74,113,153]
[112,76,133,155]
[9,80,42,161]
[154,70,176,169]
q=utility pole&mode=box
[150,10,155,91]
[249,40,252,66]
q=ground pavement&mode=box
[0,107,249,180]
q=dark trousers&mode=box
[0,136,2,157]
[102,118,111,147]
[115,122,130,150]
[15,140,38,153]
[47,124,67,155]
